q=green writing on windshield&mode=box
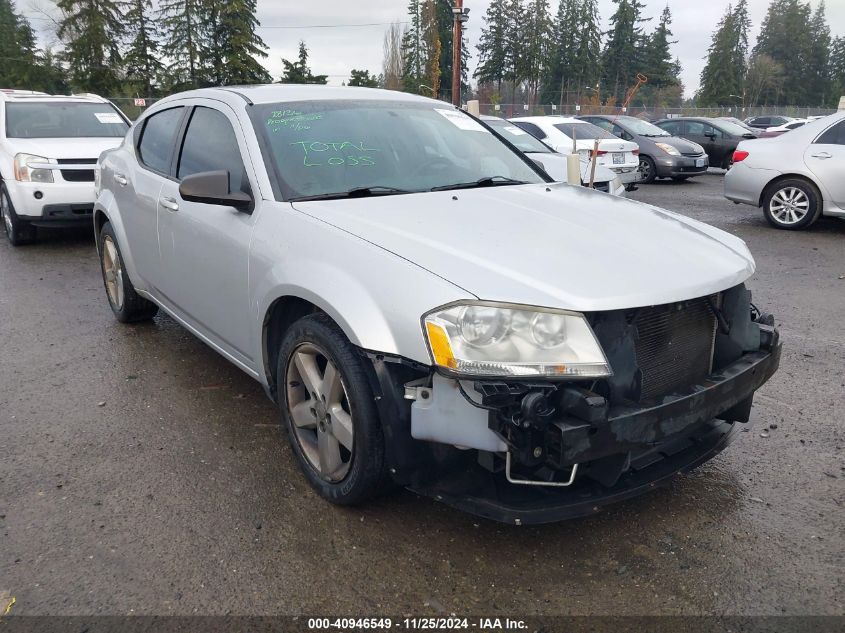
[290,141,379,167]
[267,112,323,132]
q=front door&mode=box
[805,119,845,209]
[156,105,258,369]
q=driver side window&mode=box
[178,106,248,194]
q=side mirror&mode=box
[179,170,253,212]
[742,133,757,139]
[705,132,717,140]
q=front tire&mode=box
[278,313,386,505]
[763,179,821,230]
[638,156,657,184]
[1,183,36,246]
[98,221,159,322]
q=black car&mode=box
[655,117,757,169]
[744,115,794,129]
[579,114,709,183]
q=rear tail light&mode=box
[632,149,640,156]
[733,150,749,163]
[594,150,608,156]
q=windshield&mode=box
[5,102,128,138]
[619,117,670,137]
[484,119,553,153]
[252,100,545,200]
[713,120,753,137]
[552,121,618,140]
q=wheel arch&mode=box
[759,173,824,208]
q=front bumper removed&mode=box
[406,334,781,525]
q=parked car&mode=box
[480,116,625,196]
[578,114,708,183]
[95,85,781,524]
[744,115,794,129]
[655,117,757,169]
[759,119,809,137]
[717,117,761,136]
[509,116,640,187]
[0,89,130,245]
[725,112,844,230]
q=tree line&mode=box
[0,0,377,97]
[698,0,844,107]
[1,0,843,107]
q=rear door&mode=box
[120,106,187,288]
[156,103,258,368]
[805,119,845,209]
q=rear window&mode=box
[5,102,128,138]
[553,121,617,140]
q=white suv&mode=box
[0,90,129,245]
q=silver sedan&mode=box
[724,112,845,230]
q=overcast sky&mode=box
[27,0,845,97]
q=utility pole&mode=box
[448,0,470,106]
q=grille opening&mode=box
[57,158,97,183]
[632,296,717,401]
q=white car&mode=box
[95,86,781,523]
[725,112,844,230]
[480,116,625,196]
[765,119,809,134]
[510,116,640,185]
[0,90,129,245]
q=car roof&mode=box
[0,90,110,104]
[155,84,440,108]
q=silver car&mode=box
[95,86,781,524]
[725,112,845,230]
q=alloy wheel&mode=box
[638,158,652,181]
[102,236,125,309]
[286,343,354,482]
[769,187,810,226]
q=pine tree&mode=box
[523,0,552,106]
[159,0,208,89]
[753,0,812,105]
[541,0,578,105]
[572,0,602,102]
[806,1,831,106]
[401,0,424,93]
[280,41,327,84]
[640,5,681,106]
[502,0,527,104]
[600,0,649,104]
[0,0,39,88]
[475,0,509,91]
[122,0,162,95]
[697,2,749,107]
[214,0,271,85]
[348,69,380,88]
[421,0,442,96]
[831,36,845,107]
[56,0,125,94]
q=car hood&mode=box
[8,137,124,160]
[655,135,705,154]
[291,183,755,312]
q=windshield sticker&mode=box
[290,141,379,167]
[503,125,527,135]
[434,108,487,132]
[268,112,323,132]
[94,112,123,124]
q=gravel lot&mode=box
[0,171,842,617]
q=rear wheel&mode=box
[98,221,159,322]
[763,179,822,231]
[638,156,657,183]
[278,313,386,505]
[1,183,36,246]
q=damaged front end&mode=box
[366,284,781,525]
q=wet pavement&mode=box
[0,172,842,616]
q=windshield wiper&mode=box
[431,176,528,192]
[289,186,413,202]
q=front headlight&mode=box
[423,303,612,378]
[655,142,680,156]
[14,153,54,183]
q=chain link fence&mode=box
[478,103,839,120]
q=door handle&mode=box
[159,196,179,212]
[114,173,128,186]
[810,152,832,159]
